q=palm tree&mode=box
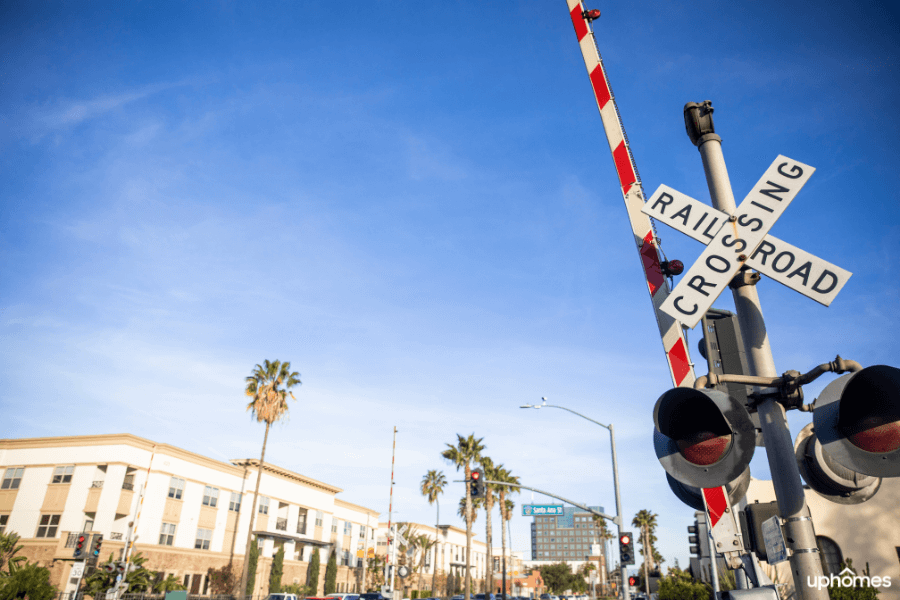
[413,533,437,594]
[421,470,447,596]
[480,456,497,596]
[496,466,519,598]
[591,514,615,593]
[632,509,659,597]
[239,359,302,597]
[442,434,485,600]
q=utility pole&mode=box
[684,100,827,600]
[386,426,398,598]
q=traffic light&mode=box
[618,532,635,565]
[73,533,87,558]
[91,534,103,558]
[104,562,117,574]
[628,576,638,587]
[470,470,485,497]
[794,365,900,504]
[653,387,756,490]
[687,524,700,556]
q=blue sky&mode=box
[2,0,898,574]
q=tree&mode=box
[83,552,155,597]
[246,536,260,595]
[154,574,186,593]
[324,550,338,596]
[0,562,56,600]
[365,555,385,591]
[591,514,615,592]
[421,469,447,597]
[828,558,881,600]
[657,567,707,600]
[496,466,519,597]
[0,532,25,575]
[240,359,302,596]
[270,545,285,594]
[412,534,436,595]
[307,548,321,595]
[538,563,575,594]
[208,563,238,594]
[479,456,498,595]
[442,434,485,600]
[632,509,661,597]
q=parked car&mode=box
[451,595,465,600]
[265,595,298,600]
[358,594,390,600]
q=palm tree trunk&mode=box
[485,494,493,596]
[642,526,650,597]
[499,495,508,600]
[464,464,472,600]
[432,500,439,597]
[240,422,270,598]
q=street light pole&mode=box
[520,399,629,600]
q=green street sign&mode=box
[522,504,564,516]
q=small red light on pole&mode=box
[582,9,601,20]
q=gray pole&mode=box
[687,101,827,600]
[521,401,629,600]
[607,425,628,600]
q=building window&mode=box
[817,536,843,576]
[36,514,61,538]
[298,509,308,535]
[258,497,269,515]
[1,468,23,490]
[159,523,176,546]
[84,519,94,532]
[332,519,339,533]
[0,515,8,534]
[342,550,350,566]
[168,477,184,499]
[344,521,352,535]
[360,525,366,538]
[195,528,212,550]
[229,492,242,512]
[315,511,323,527]
[202,486,219,507]
[51,466,75,484]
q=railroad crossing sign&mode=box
[643,156,852,328]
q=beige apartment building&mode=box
[0,434,381,596]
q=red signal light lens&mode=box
[620,535,630,544]
[846,417,900,453]
[472,472,480,480]
[677,431,733,466]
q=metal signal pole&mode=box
[684,101,827,600]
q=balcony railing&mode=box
[65,532,80,548]
[122,482,134,491]
[110,532,123,540]
[275,518,288,531]
[91,481,104,488]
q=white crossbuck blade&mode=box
[643,156,852,328]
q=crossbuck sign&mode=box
[643,156,851,328]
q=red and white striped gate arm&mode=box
[565,0,695,388]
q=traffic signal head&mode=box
[628,576,638,587]
[654,387,756,490]
[618,532,635,565]
[471,470,485,497]
[92,534,103,557]
[73,534,87,558]
[104,562,117,574]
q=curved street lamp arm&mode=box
[542,404,611,430]
[455,479,619,525]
